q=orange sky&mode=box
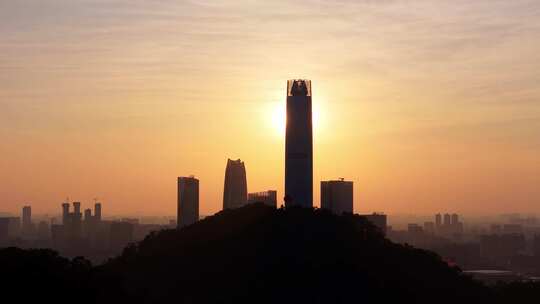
[1,0,540,216]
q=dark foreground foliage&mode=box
[2,204,540,303]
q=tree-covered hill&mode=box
[97,204,489,303]
[2,204,540,303]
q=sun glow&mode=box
[270,103,286,137]
[268,101,322,138]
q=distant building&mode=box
[361,213,387,235]
[285,79,313,208]
[451,214,459,225]
[480,234,526,258]
[502,224,523,234]
[62,202,83,238]
[223,159,248,210]
[443,213,451,226]
[435,212,463,236]
[178,176,199,228]
[435,214,442,228]
[37,221,49,240]
[321,179,353,215]
[0,218,9,245]
[62,203,70,224]
[248,190,277,208]
[95,203,102,221]
[21,206,35,238]
[408,224,424,234]
[121,218,140,225]
[84,209,92,222]
[533,235,540,257]
[51,224,65,248]
[0,217,21,239]
[22,206,31,228]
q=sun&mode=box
[268,102,321,138]
[270,104,286,136]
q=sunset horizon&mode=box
[2,1,540,217]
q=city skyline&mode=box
[2,1,540,216]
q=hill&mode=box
[3,204,540,303]
[96,204,489,303]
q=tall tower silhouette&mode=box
[223,159,248,210]
[285,79,313,208]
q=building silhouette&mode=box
[62,202,83,238]
[22,206,31,229]
[321,179,353,215]
[433,213,464,236]
[285,79,313,208]
[83,203,102,241]
[451,213,459,225]
[178,176,199,228]
[248,190,277,208]
[0,218,9,245]
[435,213,442,228]
[443,213,451,226]
[95,202,102,221]
[223,159,248,210]
[21,206,34,237]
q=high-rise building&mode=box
[62,203,70,224]
[223,159,248,210]
[321,179,353,215]
[61,202,83,238]
[0,218,9,245]
[451,213,459,225]
[178,176,199,228]
[94,203,102,221]
[73,202,81,216]
[0,217,21,239]
[285,79,313,208]
[443,213,451,226]
[248,190,277,208]
[21,206,34,237]
[22,206,31,228]
[84,209,92,221]
[435,213,442,228]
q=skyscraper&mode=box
[223,159,248,210]
[94,202,102,221]
[321,179,353,215]
[451,213,459,225]
[178,176,199,228]
[62,203,70,224]
[443,213,451,226]
[22,206,31,231]
[285,79,313,208]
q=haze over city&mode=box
[2,0,540,216]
